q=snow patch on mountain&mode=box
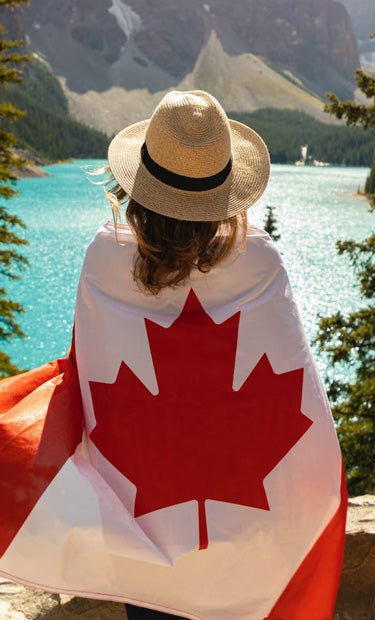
[108,0,142,40]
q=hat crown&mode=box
[107,88,271,221]
[145,91,232,178]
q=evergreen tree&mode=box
[315,34,375,495]
[263,205,280,242]
[0,57,108,160]
[230,108,375,167]
[365,160,375,197]
[326,67,375,206]
[0,0,30,378]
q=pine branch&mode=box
[0,0,30,376]
[325,93,375,130]
[0,0,30,7]
[0,101,25,120]
[355,69,375,98]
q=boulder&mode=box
[334,496,375,620]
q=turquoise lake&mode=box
[3,161,374,387]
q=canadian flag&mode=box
[0,221,346,619]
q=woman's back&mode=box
[66,219,344,618]
[0,89,346,620]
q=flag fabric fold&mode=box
[0,221,347,619]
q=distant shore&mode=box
[11,148,51,179]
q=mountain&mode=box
[63,32,328,135]
[338,0,375,72]
[2,0,359,136]
[0,59,108,161]
[338,0,374,41]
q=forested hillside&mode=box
[231,109,375,166]
[0,59,108,161]
[1,60,373,166]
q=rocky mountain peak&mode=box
[0,0,360,133]
[13,0,358,98]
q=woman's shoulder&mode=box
[92,220,136,243]
[88,220,271,247]
[243,223,283,265]
[245,222,274,242]
[85,220,136,254]
[81,221,137,279]
[85,220,281,266]
[81,219,283,286]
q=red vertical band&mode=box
[265,462,347,620]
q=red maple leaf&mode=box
[90,290,312,550]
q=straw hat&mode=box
[108,90,270,221]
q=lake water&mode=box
[3,162,374,388]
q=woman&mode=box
[0,90,346,620]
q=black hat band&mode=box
[141,142,232,192]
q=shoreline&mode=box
[11,149,51,179]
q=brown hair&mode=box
[106,177,247,295]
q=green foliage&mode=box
[365,160,375,204]
[0,205,28,280]
[325,69,375,131]
[230,108,375,166]
[0,57,108,160]
[0,0,29,6]
[263,205,280,242]
[325,66,375,208]
[0,27,29,85]
[314,53,375,493]
[314,239,375,494]
[13,57,68,115]
[0,0,30,378]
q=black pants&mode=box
[125,603,185,619]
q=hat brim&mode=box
[108,119,270,221]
